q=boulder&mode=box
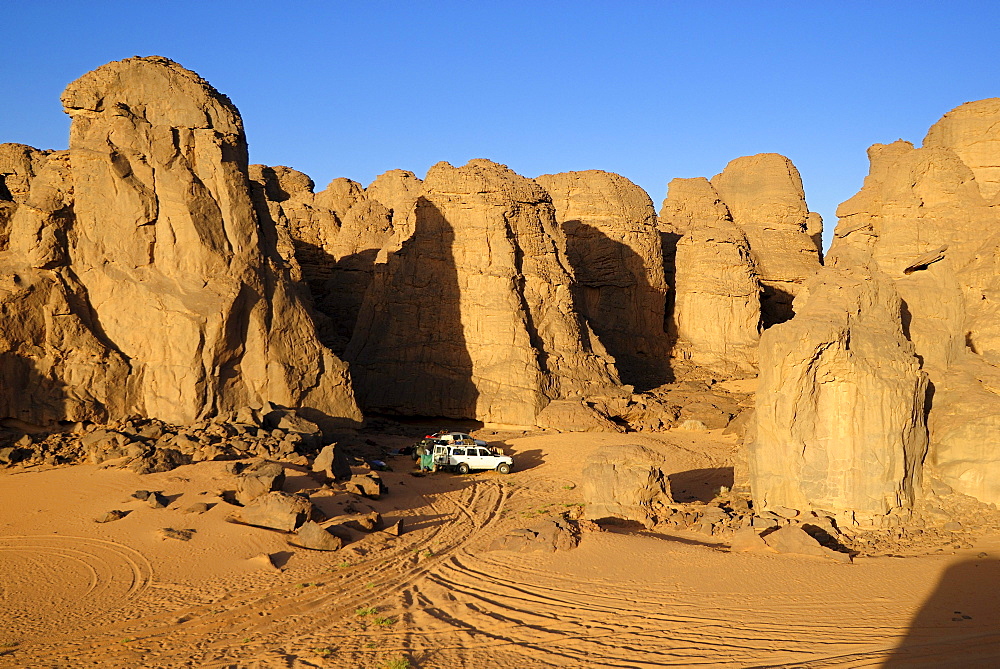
[311,442,352,482]
[345,472,383,499]
[489,516,581,553]
[535,170,671,388]
[235,460,286,505]
[534,399,623,433]
[762,526,852,563]
[581,444,673,528]
[749,252,928,525]
[293,521,343,551]
[345,159,622,424]
[236,491,314,531]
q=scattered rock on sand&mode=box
[381,519,404,536]
[762,526,851,563]
[94,510,128,523]
[236,491,315,532]
[157,528,195,542]
[346,472,384,499]
[293,521,343,551]
[312,442,351,482]
[184,502,211,515]
[236,460,286,505]
[490,516,581,553]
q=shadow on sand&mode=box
[883,557,1000,667]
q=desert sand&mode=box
[2,427,997,668]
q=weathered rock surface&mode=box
[710,153,823,325]
[236,491,314,531]
[31,57,360,423]
[294,521,343,551]
[661,177,761,374]
[581,444,672,528]
[923,98,1000,202]
[345,159,621,424]
[235,460,285,505]
[535,170,670,388]
[749,253,928,524]
[829,101,1000,506]
[489,516,581,553]
[366,169,423,222]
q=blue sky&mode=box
[4,2,999,248]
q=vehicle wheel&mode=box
[458,462,470,475]
[496,462,511,475]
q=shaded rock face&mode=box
[750,253,928,525]
[0,56,361,429]
[660,178,761,375]
[250,169,398,355]
[345,159,621,425]
[535,170,670,389]
[709,153,823,326]
[830,101,1000,505]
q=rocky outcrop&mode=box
[535,170,670,388]
[581,444,673,528]
[750,252,928,525]
[710,153,823,325]
[366,169,422,221]
[829,100,1000,506]
[250,168,397,354]
[0,57,361,429]
[345,159,621,425]
[660,178,760,375]
[923,98,1000,202]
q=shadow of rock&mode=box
[562,220,671,390]
[668,467,735,503]
[884,557,1000,667]
[345,197,479,419]
[505,447,545,472]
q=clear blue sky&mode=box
[4,2,999,248]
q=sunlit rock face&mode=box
[20,55,362,427]
[829,98,1000,505]
[535,170,671,389]
[710,153,824,327]
[345,159,622,425]
[750,250,928,525]
[658,177,761,376]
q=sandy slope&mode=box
[1,430,998,668]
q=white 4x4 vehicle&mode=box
[433,443,513,474]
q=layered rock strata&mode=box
[535,170,671,388]
[345,159,621,424]
[750,252,928,524]
[0,56,361,428]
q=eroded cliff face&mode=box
[749,251,928,525]
[710,153,823,326]
[659,178,760,375]
[535,170,671,389]
[658,154,822,379]
[0,56,361,428]
[829,100,1000,505]
[345,159,621,424]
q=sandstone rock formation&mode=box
[535,170,671,388]
[708,153,823,325]
[0,56,361,429]
[660,178,761,375]
[581,444,673,528]
[750,252,928,524]
[345,159,622,424]
[829,100,1000,505]
[250,168,397,354]
[366,169,423,221]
